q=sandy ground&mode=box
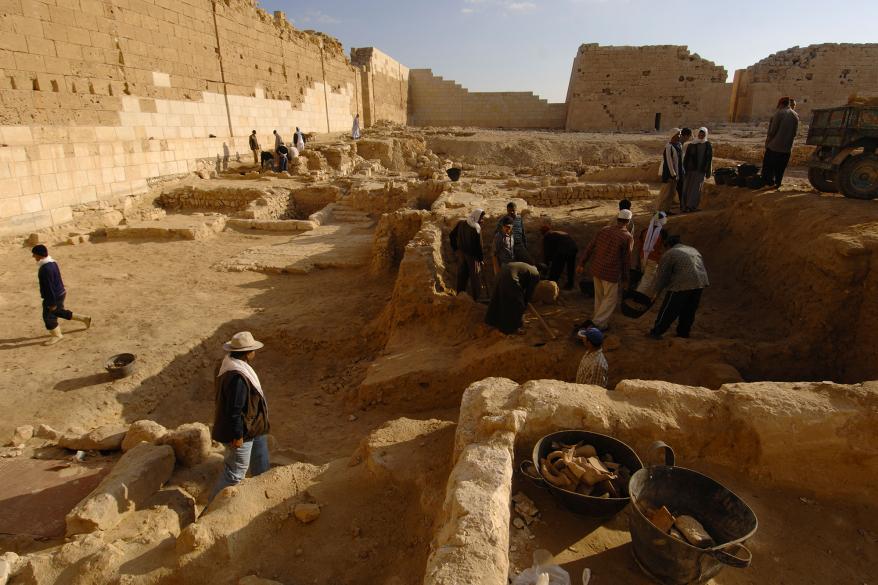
[0,124,876,584]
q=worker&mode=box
[540,225,578,290]
[493,215,515,275]
[761,97,799,188]
[352,114,361,140]
[636,212,668,297]
[450,209,485,301]
[496,201,529,260]
[648,235,710,339]
[210,331,271,501]
[32,245,92,346]
[248,130,260,165]
[577,209,634,331]
[656,128,683,214]
[485,262,541,334]
[575,327,608,388]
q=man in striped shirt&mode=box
[578,209,634,331]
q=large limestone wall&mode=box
[408,69,567,129]
[351,47,408,127]
[0,0,402,236]
[731,43,878,122]
[565,44,732,132]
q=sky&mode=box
[260,0,878,103]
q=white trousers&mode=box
[592,278,619,329]
[636,259,659,297]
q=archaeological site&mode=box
[0,1,877,584]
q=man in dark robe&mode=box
[485,262,540,334]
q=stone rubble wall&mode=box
[565,44,732,132]
[157,185,290,219]
[424,377,878,585]
[0,0,406,236]
[408,69,567,129]
[517,182,651,207]
[731,43,878,122]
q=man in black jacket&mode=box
[210,331,271,502]
[32,245,91,345]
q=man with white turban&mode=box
[636,211,668,297]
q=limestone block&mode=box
[58,424,129,451]
[10,425,34,447]
[121,420,168,451]
[158,422,211,467]
[66,443,175,536]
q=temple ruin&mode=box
[1,1,877,585]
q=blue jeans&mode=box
[209,434,269,501]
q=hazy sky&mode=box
[261,0,877,103]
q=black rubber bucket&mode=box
[629,443,757,584]
[105,353,136,379]
[621,290,653,318]
[446,167,462,182]
[520,430,652,518]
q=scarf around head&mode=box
[218,355,265,403]
[643,212,667,258]
[691,127,709,144]
[466,208,484,233]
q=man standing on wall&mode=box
[761,97,799,188]
[32,245,92,345]
[210,331,271,502]
[655,129,683,214]
[249,130,260,165]
[577,209,634,331]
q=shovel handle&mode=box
[519,460,545,486]
[648,440,676,467]
[710,543,752,568]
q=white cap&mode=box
[617,209,633,221]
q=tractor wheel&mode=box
[808,167,838,193]
[839,154,878,200]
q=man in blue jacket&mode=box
[32,245,91,345]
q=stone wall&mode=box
[565,44,732,132]
[351,46,408,126]
[731,43,878,122]
[407,69,567,129]
[0,0,406,236]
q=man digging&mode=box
[32,245,92,345]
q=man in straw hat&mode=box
[32,244,92,346]
[210,331,271,501]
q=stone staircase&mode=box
[331,200,373,226]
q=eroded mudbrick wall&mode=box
[407,69,567,129]
[565,44,732,132]
[731,44,878,122]
[351,47,408,127]
[0,0,403,236]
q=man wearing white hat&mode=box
[210,331,271,501]
[577,209,634,331]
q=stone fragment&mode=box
[512,517,525,529]
[674,515,714,548]
[10,425,33,447]
[121,420,168,451]
[239,577,285,585]
[0,551,19,585]
[34,424,60,440]
[532,280,559,304]
[646,505,675,534]
[66,443,175,536]
[58,425,128,451]
[293,503,321,524]
[158,422,211,467]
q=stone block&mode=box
[65,443,175,535]
[58,424,129,451]
[121,420,168,451]
[157,422,211,467]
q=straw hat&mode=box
[222,331,264,352]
